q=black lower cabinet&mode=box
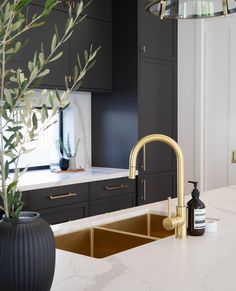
[138,171,176,205]
[27,183,89,225]
[39,202,88,225]
[90,177,136,215]
[18,177,137,225]
[91,193,136,216]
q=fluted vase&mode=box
[0,211,55,291]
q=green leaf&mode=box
[74,65,78,80]
[6,126,23,132]
[15,0,31,11]
[84,49,88,62]
[32,113,38,129]
[4,160,9,179]
[51,34,57,52]
[7,181,17,193]
[31,21,45,28]
[49,51,63,63]
[37,69,50,78]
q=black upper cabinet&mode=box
[139,0,177,61]
[11,2,112,91]
[84,0,112,22]
[71,17,112,91]
[31,0,112,22]
[21,5,70,88]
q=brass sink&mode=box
[55,226,156,259]
[55,213,174,259]
[102,213,174,238]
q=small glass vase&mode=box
[69,156,77,170]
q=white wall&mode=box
[63,91,91,169]
[178,20,198,194]
[178,14,236,192]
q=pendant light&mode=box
[146,0,236,19]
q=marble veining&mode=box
[51,186,236,290]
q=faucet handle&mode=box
[167,197,172,218]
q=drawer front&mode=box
[91,193,136,216]
[29,183,89,210]
[39,202,88,225]
[91,177,136,200]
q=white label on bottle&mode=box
[194,208,206,229]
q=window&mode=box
[8,109,62,170]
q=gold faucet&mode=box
[128,134,186,239]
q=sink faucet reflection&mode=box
[128,134,186,239]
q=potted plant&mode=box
[60,133,80,170]
[0,1,99,290]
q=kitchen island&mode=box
[51,186,236,291]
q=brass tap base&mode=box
[175,206,186,239]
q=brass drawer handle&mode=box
[49,192,77,200]
[105,184,128,191]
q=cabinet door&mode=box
[39,202,88,224]
[85,0,112,22]
[138,172,176,205]
[139,0,177,61]
[139,58,177,174]
[91,193,136,216]
[70,17,112,91]
[21,5,70,89]
[29,183,89,210]
[91,177,136,200]
[31,0,75,12]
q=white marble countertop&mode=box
[17,167,131,191]
[51,186,236,291]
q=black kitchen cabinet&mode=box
[28,183,89,210]
[139,0,177,61]
[31,0,71,12]
[85,0,112,22]
[39,202,88,225]
[138,172,175,204]
[91,193,136,216]
[90,177,136,216]
[92,0,177,204]
[27,183,89,224]
[21,5,70,88]
[139,57,177,175]
[9,2,112,92]
[71,17,112,92]
[31,0,112,21]
[21,177,136,225]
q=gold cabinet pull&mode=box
[140,46,146,53]
[140,179,147,201]
[105,184,128,191]
[143,144,146,171]
[49,192,77,200]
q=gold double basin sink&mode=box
[55,213,174,259]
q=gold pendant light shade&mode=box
[146,0,236,19]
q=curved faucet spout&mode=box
[128,134,186,239]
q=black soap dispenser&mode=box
[187,181,206,236]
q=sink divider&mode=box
[93,226,160,241]
[147,213,151,237]
[90,228,94,258]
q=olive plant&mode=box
[0,0,99,218]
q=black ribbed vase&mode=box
[0,212,55,291]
